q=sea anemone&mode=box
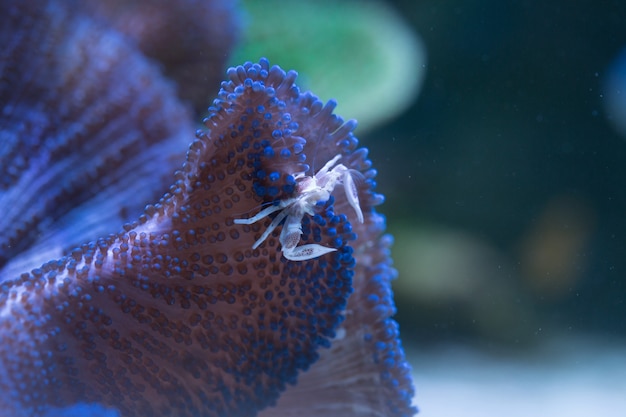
[0,1,416,416]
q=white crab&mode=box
[234,154,364,261]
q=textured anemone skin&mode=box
[259,226,415,417]
[80,0,240,113]
[0,0,195,277]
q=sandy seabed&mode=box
[409,335,626,417]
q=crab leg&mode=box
[251,208,290,250]
[316,154,342,177]
[233,198,296,225]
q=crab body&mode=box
[234,154,363,261]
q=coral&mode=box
[232,0,426,132]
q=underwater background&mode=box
[367,0,626,415]
[2,0,626,415]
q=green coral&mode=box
[231,0,426,132]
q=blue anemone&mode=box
[0,1,415,416]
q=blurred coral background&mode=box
[236,0,626,415]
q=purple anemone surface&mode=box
[0,1,416,416]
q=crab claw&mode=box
[283,244,337,261]
[343,170,364,223]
